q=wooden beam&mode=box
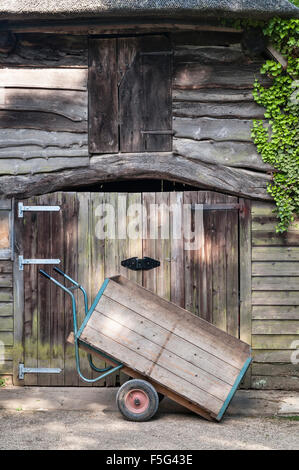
[266,43,288,70]
[0,19,242,35]
[239,198,252,389]
[0,152,272,200]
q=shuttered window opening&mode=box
[88,35,173,154]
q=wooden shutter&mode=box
[88,35,172,154]
[88,38,119,154]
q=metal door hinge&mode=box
[18,255,60,271]
[19,363,62,380]
[18,202,60,218]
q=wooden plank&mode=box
[225,198,239,338]
[155,192,171,302]
[173,138,270,172]
[252,320,299,335]
[252,277,299,291]
[105,277,250,369]
[211,195,227,332]
[13,200,24,385]
[0,274,12,287]
[252,262,299,276]
[49,192,64,386]
[0,88,87,121]
[96,294,239,385]
[1,20,241,38]
[183,191,198,315]
[0,361,13,375]
[173,117,260,142]
[252,247,299,262]
[252,335,299,350]
[253,349,298,363]
[0,289,13,302]
[172,31,242,47]
[36,194,52,386]
[252,363,299,377]
[239,199,252,368]
[0,157,89,175]
[0,128,88,156]
[251,376,299,390]
[76,192,91,387]
[90,192,106,386]
[0,316,13,331]
[0,68,87,90]
[88,309,232,401]
[118,37,145,152]
[0,261,12,273]
[1,346,13,361]
[0,110,87,133]
[63,193,79,386]
[126,193,143,287]
[140,36,172,152]
[173,89,254,103]
[0,33,88,67]
[173,101,265,119]
[252,306,299,320]
[0,331,13,346]
[104,192,120,387]
[173,63,271,90]
[252,231,299,246]
[0,303,13,316]
[174,45,246,65]
[81,323,223,416]
[119,36,172,152]
[88,38,118,154]
[252,291,299,305]
[142,192,157,294]
[170,192,184,307]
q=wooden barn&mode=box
[0,1,298,393]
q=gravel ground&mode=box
[0,410,298,450]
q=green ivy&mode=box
[251,17,299,232]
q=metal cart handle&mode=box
[53,266,89,315]
[39,269,122,383]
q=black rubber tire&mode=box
[116,379,159,422]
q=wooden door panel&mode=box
[21,190,239,386]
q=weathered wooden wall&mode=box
[251,202,299,390]
[0,202,13,383]
[0,31,272,200]
[0,34,89,179]
[172,34,272,200]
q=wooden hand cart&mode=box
[40,268,251,422]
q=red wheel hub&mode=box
[124,389,150,414]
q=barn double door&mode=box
[18,191,239,386]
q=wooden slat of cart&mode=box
[86,310,231,401]
[96,295,238,385]
[80,324,223,416]
[104,277,250,369]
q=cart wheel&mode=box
[116,379,159,422]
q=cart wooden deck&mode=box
[73,275,252,421]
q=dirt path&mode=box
[0,410,298,450]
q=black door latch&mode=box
[121,257,160,271]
